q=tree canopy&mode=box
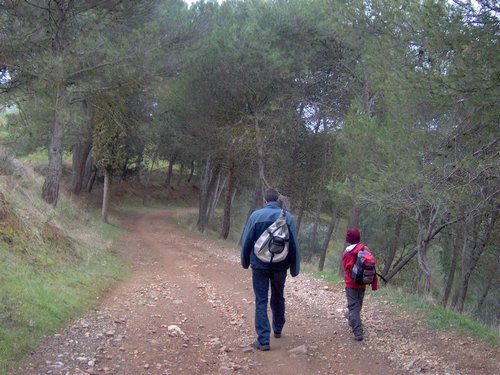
[1,0,498,327]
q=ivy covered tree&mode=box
[91,92,136,223]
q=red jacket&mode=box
[342,242,378,290]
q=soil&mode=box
[13,209,500,375]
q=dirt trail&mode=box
[14,209,499,375]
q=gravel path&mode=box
[13,209,499,375]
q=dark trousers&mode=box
[252,268,287,345]
[346,287,365,338]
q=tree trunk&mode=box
[164,156,176,187]
[101,169,111,223]
[70,142,91,195]
[384,248,418,283]
[82,147,95,191]
[187,160,195,183]
[417,232,432,297]
[196,157,212,232]
[42,86,67,206]
[221,160,234,240]
[177,163,184,186]
[347,205,361,228]
[476,253,499,314]
[142,151,158,206]
[455,212,495,313]
[238,179,262,246]
[254,117,270,189]
[207,168,224,224]
[475,276,493,315]
[382,212,403,276]
[441,229,460,308]
[307,188,324,259]
[296,199,306,234]
[416,206,439,297]
[86,168,97,192]
[318,206,338,271]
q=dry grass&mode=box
[0,152,125,374]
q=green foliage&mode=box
[1,0,498,329]
[91,93,134,173]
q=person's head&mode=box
[346,227,361,244]
[264,188,280,203]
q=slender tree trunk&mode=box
[296,199,306,233]
[221,160,234,240]
[42,86,67,206]
[441,229,460,308]
[82,147,95,191]
[101,169,111,223]
[142,151,158,206]
[307,188,324,258]
[450,281,460,311]
[187,160,195,183]
[475,277,493,315]
[452,219,472,312]
[197,157,212,232]
[164,156,176,187]
[207,169,224,223]
[476,253,499,315]
[318,206,338,271]
[177,163,184,186]
[455,212,495,313]
[87,168,97,192]
[197,162,222,232]
[417,232,432,297]
[384,248,418,283]
[254,117,270,189]
[416,206,439,297]
[382,212,403,276]
[70,142,91,195]
[347,205,361,228]
[238,178,262,246]
[415,270,424,295]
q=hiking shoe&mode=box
[252,340,270,351]
[354,335,364,341]
[274,332,281,338]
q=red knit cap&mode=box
[346,227,361,244]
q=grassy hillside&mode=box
[0,153,126,374]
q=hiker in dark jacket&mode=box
[342,227,378,341]
[241,188,300,351]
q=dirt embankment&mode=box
[14,209,499,375]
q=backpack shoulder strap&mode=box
[266,209,286,233]
[352,243,364,253]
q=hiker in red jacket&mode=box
[342,227,378,341]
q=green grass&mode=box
[0,242,125,374]
[372,286,500,346]
[19,148,72,162]
[0,158,128,375]
[0,227,126,375]
[304,267,343,283]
